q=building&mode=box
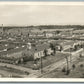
[22,43,53,61]
[43,31,55,38]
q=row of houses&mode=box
[0,41,55,64]
[21,40,82,62]
[22,43,54,61]
[28,31,58,38]
[0,38,83,64]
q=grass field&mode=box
[0,66,29,78]
[41,55,84,78]
[19,52,69,69]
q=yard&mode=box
[40,54,84,78]
[0,42,26,57]
[0,66,29,78]
[19,52,69,69]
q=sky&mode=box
[0,2,84,26]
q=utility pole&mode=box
[70,48,72,69]
[66,56,69,74]
[79,28,83,56]
[40,56,43,74]
[66,56,70,75]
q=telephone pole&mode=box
[66,56,69,71]
[66,56,70,75]
[70,48,72,69]
[41,56,43,74]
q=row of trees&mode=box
[43,43,56,57]
[44,43,63,57]
[73,44,83,51]
[40,43,63,73]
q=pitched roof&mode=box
[22,49,34,57]
[22,43,50,57]
[32,43,50,53]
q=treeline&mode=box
[0,25,84,30]
[38,25,84,29]
[0,25,33,29]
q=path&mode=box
[0,63,37,74]
[27,48,82,78]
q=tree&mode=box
[66,69,70,75]
[80,44,83,48]
[80,64,83,68]
[21,32,23,36]
[74,45,77,51]
[34,59,38,64]
[28,33,30,37]
[56,30,60,34]
[72,64,76,69]
[60,46,63,52]
[50,43,56,55]
[62,67,66,72]
[53,47,56,55]
[79,54,82,58]
[65,56,70,75]
[44,49,48,57]
[50,43,54,50]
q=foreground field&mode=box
[19,52,69,69]
[40,55,84,78]
[0,52,69,78]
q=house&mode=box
[50,40,74,51]
[22,43,53,61]
[43,31,55,38]
[29,32,36,37]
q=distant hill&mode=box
[0,25,84,30]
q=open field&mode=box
[40,53,84,78]
[19,52,69,69]
[0,66,29,78]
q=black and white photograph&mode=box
[0,1,84,80]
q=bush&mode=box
[81,73,84,78]
[34,60,37,64]
[25,71,29,75]
[62,67,66,72]
[80,64,83,68]
[79,54,82,58]
[51,53,54,56]
[72,64,76,69]
[66,69,70,75]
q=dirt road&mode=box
[27,49,82,78]
[0,48,83,78]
